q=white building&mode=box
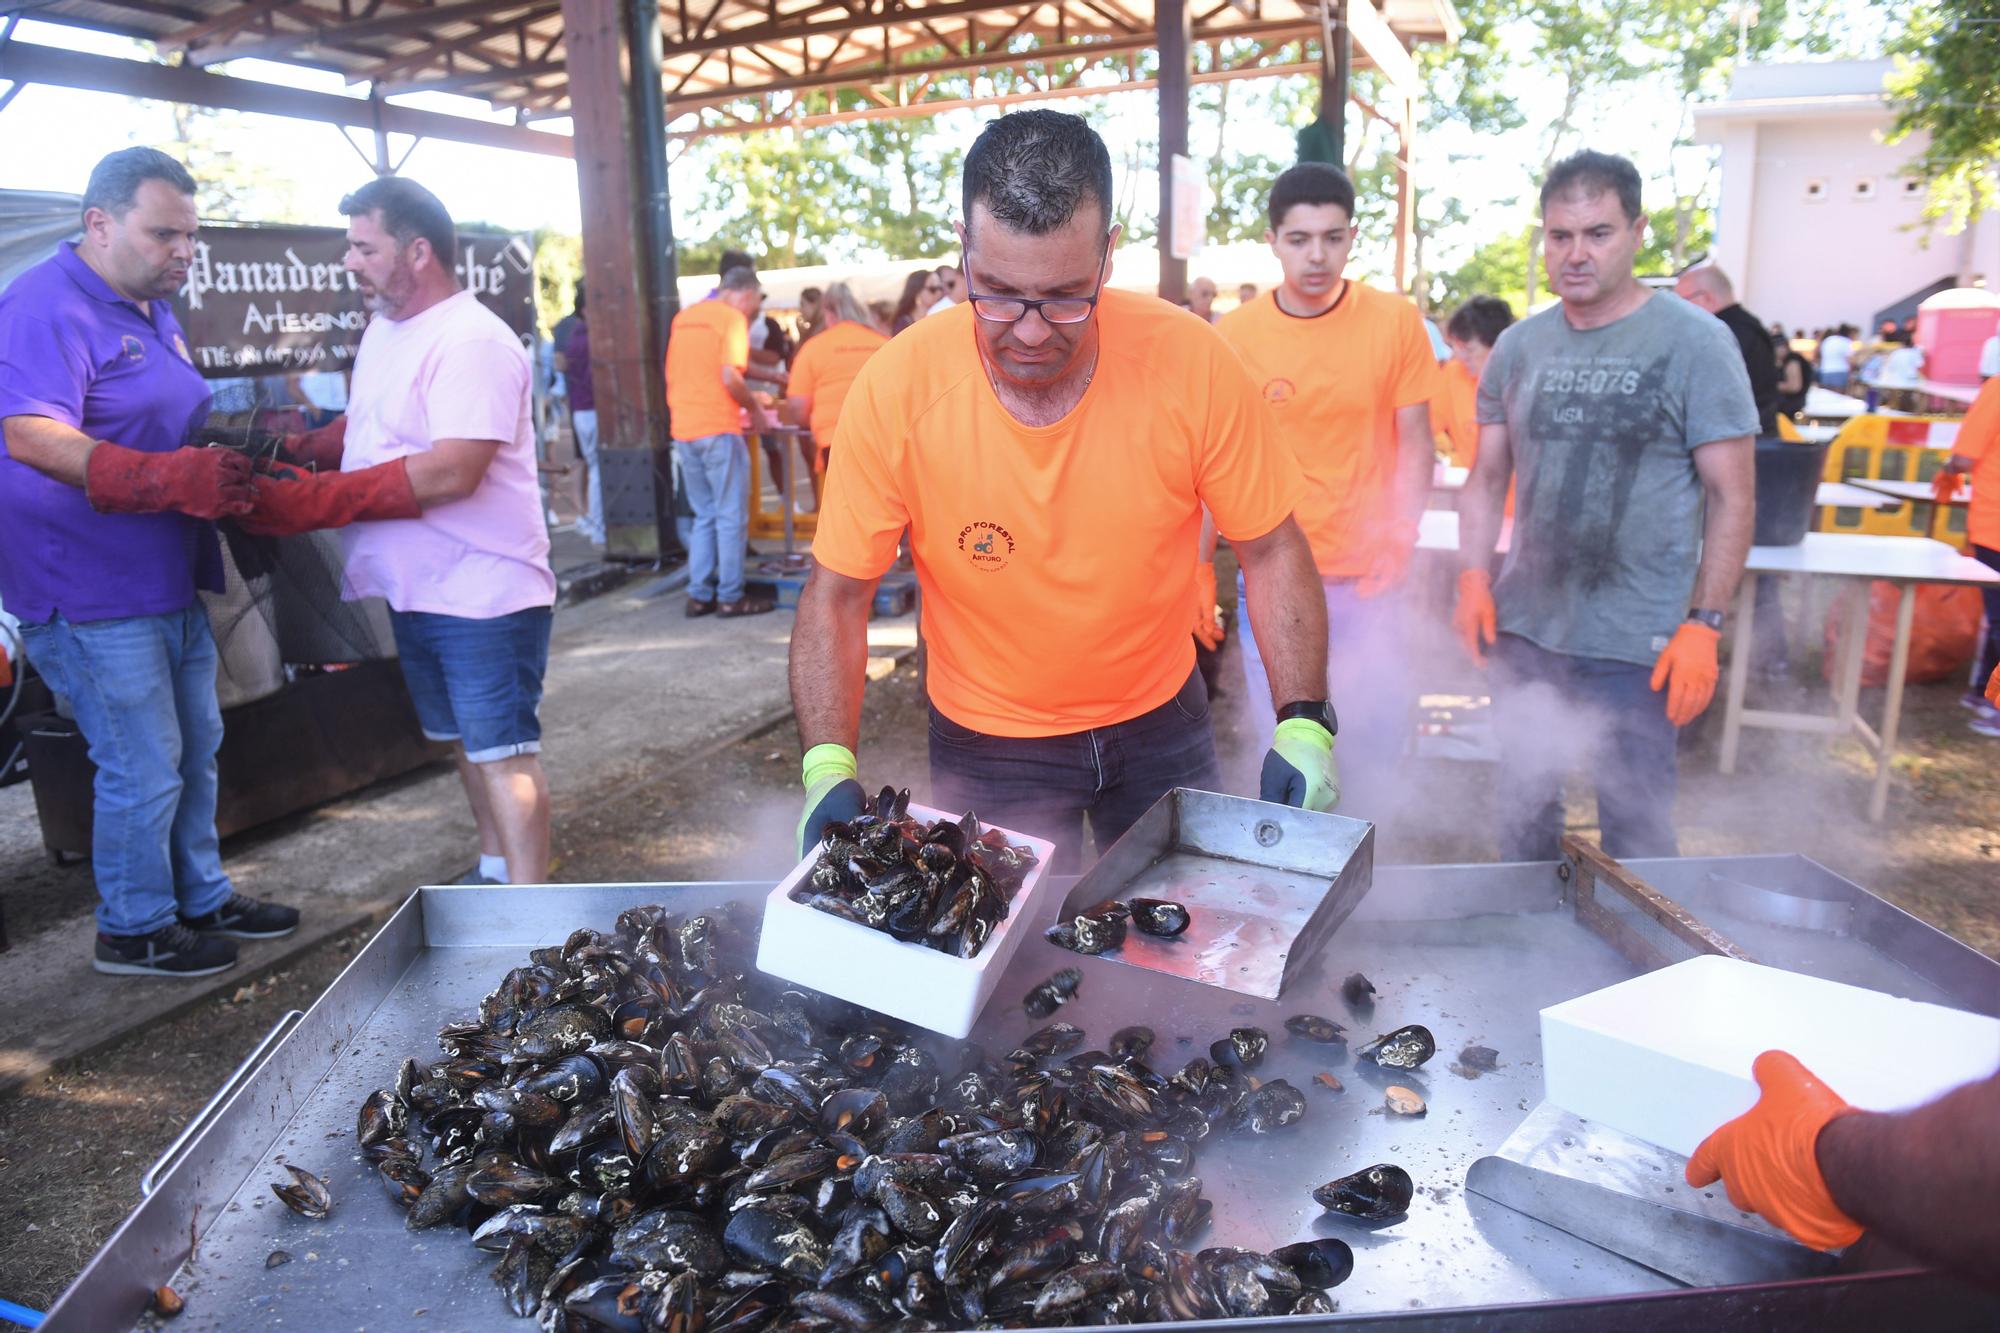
[1693,59,2000,333]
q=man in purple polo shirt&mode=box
[0,147,301,977]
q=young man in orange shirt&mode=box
[1934,374,2000,736]
[791,110,1336,865]
[666,264,777,618]
[1216,163,1440,821]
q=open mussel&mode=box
[1284,1013,1346,1043]
[1358,1023,1436,1070]
[270,1164,330,1219]
[1313,1163,1414,1220]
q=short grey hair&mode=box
[719,265,759,292]
[1677,264,1735,302]
[82,147,196,220]
[962,110,1114,237]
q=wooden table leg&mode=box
[1719,573,1757,774]
[1870,581,1919,821]
[1832,581,1869,728]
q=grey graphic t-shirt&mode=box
[1476,293,1758,666]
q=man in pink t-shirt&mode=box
[242,177,556,886]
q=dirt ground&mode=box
[3,640,1997,1313]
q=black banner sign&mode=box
[170,224,536,378]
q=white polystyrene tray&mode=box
[1541,955,2000,1158]
[755,803,1058,1038]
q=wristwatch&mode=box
[1686,609,1725,632]
[1277,699,1339,736]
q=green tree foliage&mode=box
[1886,0,2000,232]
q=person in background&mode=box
[891,269,941,334]
[1454,149,1757,861]
[1933,373,2000,737]
[927,263,961,315]
[564,303,603,544]
[784,281,888,509]
[1817,322,1854,391]
[1979,327,1997,383]
[1674,265,1778,438]
[1774,333,1813,420]
[244,176,556,888]
[1686,1053,1999,1287]
[667,264,778,619]
[1236,281,1258,307]
[1875,329,1926,411]
[797,286,825,343]
[1188,276,1218,323]
[550,284,583,407]
[0,147,298,977]
[747,288,809,507]
[1436,295,1515,469]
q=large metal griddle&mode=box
[42,851,2000,1332]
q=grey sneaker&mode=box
[179,893,301,939]
[94,922,238,977]
[1971,713,2000,739]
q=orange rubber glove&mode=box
[1650,621,1720,726]
[1356,525,1417,599]
[1192,562,1225,651]
[1686,1051,1864,1252]
[1930,469,1965,504]
[1452,569,1497,667]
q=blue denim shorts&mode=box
[389,606,553,763]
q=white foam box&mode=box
[1540,954,2000,1158]
[756,803,1058,1039]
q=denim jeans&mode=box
[389,606,553,763]
[572,408,604,539]
[1489,632,1680,862]
[1237,570,1411,824]
[676,433,750,603]
[20,607,234,935]
[1972,545,2000,693]
[928,669,1221,872]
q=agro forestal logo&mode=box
[1263,377,1296,406]
[957,521,1015,572]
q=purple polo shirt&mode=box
[0,243,220,624]
[564,319,594,413]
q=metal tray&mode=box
[43,855,2000,1332]
[1054,788,1374,998]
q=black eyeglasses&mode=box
[963,234,1112,326]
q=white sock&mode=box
[478,853,509,884]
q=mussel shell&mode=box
[271,1164,331,1219]
[1273,1237,1355,1289]
[1108,1025,1155,1060]
[1312,1163,1414,1219]
[941,1128,1040,1184]
[1358,1023,1437,1070]
[1070,911,1127,955]
[407,1162,473,1230]
[356,1088,406,1147]
[1240,1078,1308,1133]
[1021,1022,1085,1057]
[610,1206,727,1275]
[1284,1013,1347,1043]
[1022,968,1081,1019]
[1030,1260,1126,1319]
[1129,898,1191,937]
[1209,1026,1269,1070]
[819,1086,891,1138]
[724,1202,829,1279]
[466,1158,560,1206]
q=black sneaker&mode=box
[180,893,301,939]
[94,922,239,977]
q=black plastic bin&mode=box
[1753,437,1832,547]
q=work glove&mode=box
[1258,718,1339,812]
[1685,1051,1863,1252]
[84,442,253,520]
[797,743,868,859]
[1987,663,2000,708]
[1452,568,1498,668]
[1650,621,1721,727]
[238,458,421,536]
[1930,468,1965,504]
[280,416,349,473]
[1356,526,1416,599]
[1192,562,1225,651]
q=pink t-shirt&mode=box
[339,290,555,617]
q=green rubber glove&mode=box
[797,743,867,859]
[1259,718,1339,812]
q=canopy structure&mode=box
[3,0,1459,556]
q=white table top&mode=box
[1792,423,1840,445]
[1418,509,1511,553]
[1816,482,1895,510]
[1845,477,1970,507]
[1803,386,1908,420]
[1915,378,1980,407]
[1747,533,1999,584]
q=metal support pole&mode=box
[627,0,682,559]
[1317,0,1349,166]
[368,87,392,174]
[1155,0,1190,303]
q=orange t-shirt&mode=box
[665,299,748,441]
[1956,375,2000,551]
[813,291,1304,738]
[1434,357,1480,468]
[789,319,889,446]
[1216,283,1440,576]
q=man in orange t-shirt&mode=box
[1215,163,1439,820]
[1436,295,1516,469]
[784,280,889,502]
[793,111,1334,865]
[1934,374,2000,735]
[666,264,776,618]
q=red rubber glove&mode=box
[281,416,348,473]
[84,442,253,520]
[1686,1051,1864,1252]
[1453,568,1497,667]
[1192,562,1225,651]
[239,458,421,536]
[1650,621,1721,726]
[1930,469,1964,504]
[1356,524,1417,599]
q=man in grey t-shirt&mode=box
[1453,150,1757,860]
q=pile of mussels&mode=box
[351,903,1410,1331]
[789,788,1040,960]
